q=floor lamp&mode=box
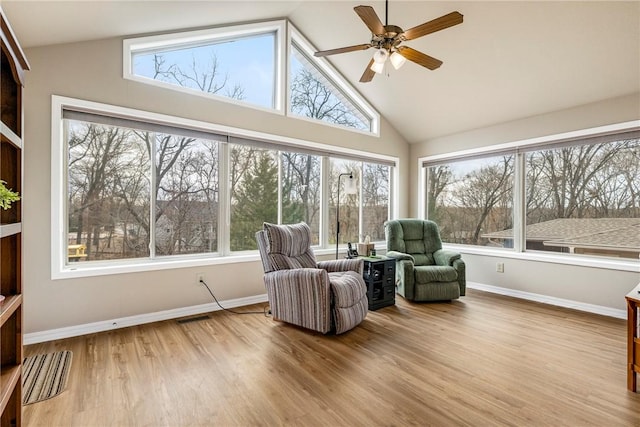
[336,172,357,259]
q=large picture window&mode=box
[362,162,390,242]
[229,147,278,251]
[522,138,640,258]
[424,155,514,246]
[422,125,640,262]
[53,97,395,277]
[65,115,222,263]
[280,151,321,244]
[67,119,152,261]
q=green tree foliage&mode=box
[230,151,278,250]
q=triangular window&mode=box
[124,21,284,110]
[289,27,378,134]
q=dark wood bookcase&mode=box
[0,7,29,427]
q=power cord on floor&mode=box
[200,279,271,316]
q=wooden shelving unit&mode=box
[0,7,29,427]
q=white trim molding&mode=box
[123,20,287,114]
[467,281,626,319]
[24,294,269,345]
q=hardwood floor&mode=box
[24,289,640,426]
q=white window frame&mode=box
[418,120,640,273]
[122,20,381,137]
[51,95,396,280]
[287,24,380,136]
[123,20,287,114]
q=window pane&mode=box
[281,152,321,244]
[66,120,151,263]
[290,43,371,131]
[362,162,389,241]
[154,136,219,256]
[132,32,276,109]
[229,146,278,251]
[525,138,640,259]
[329,159,360,247]
[426,156,514,246]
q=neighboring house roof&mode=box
[482,218,640,253]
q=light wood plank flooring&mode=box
[24,289,640,426]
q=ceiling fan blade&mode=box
[314,43,372,57]
[402,11,463,41]
[396,46,443,70]
[354,5,385,35]
[359,58,376,83]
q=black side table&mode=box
[361,256,396,310]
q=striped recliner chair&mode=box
[256,222,368,334]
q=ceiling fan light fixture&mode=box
[389,51,407,69]
[370,60,385,74]
[372,48,389,64]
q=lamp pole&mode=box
[336,172,353,259]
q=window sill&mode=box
[446,244,640,273]
[52,252,263,280]
[52,243,389,280]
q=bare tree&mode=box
[526,140,635,221]
[425,165,452,225]
[68,123,148,258]
[362,163,389,240]
[435,156,513,244]
[153,53,245,99]
[290,69,366,130]
[281,152,321,229]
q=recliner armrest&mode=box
[318,258,363,274]
[263,268,332,333]
[263,268,329,288]
[385,251,415,263]
[434,249,461,266]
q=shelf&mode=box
[0,224,20,238]
[0,294,21,328]
[0,365,20,416]
[0,124,21,149]
[0,138,21,224]
[0,8,26,426]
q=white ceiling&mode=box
[2,1,639,143]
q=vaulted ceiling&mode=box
[3,1,639,143]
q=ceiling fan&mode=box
[314,1,463,83]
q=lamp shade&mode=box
[370,61,384,74]
[389,51,407,70]
[344,175,357,194]
[372,48,389,64]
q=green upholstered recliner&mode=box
[385,219,465,301]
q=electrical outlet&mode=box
[196,273,205,284]
[496,262,504,273]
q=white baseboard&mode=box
[467,282,626,319]
[24,294,269,345]
[25,285,625,345]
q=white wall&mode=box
[22,37,410,335]
[409,93,640,311]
